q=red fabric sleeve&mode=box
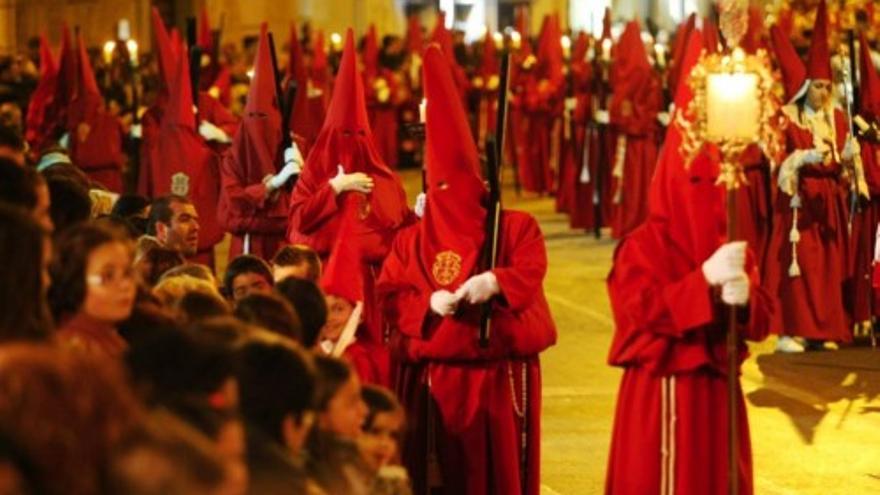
[659,268,715,336]
[610,75,661,136]
[219,154,271,211]
[492,212,548,312]
[288,180,340,234]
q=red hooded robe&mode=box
[608,20,662,238]
[377,45,556,495]
[68,32,126,193]
[763,0,853,342]
[606,29,772,495]
[217,23,290,261]
[287,29,412,344]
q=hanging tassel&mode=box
[788,196,801,277]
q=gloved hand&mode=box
[329,165,374,194]
[564,97,577,112]
[130,123,143,139]
[267,161,300,191]
[841,137,859,162]
[702,241,747,286]
[414,192,426,218]
[198,120,232,143]
[454,271,500,304]
[594,109,610,125]
[656,112,671,126]
[721,272,750,306]
[430,290,460,316]
[284,143,305,170]
[800,148,825,166]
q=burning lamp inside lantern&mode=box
[706,71,760,141]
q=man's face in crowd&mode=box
[158,201,200,257]
[230,272,272,302]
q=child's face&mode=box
[319,374,368,440]
[357,411,403,472]
[321,295,354,342]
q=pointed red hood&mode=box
[740,5,765,54]
[295,29,408,231]
[611,21,651,98]
[320,195,365,303]
[406,15,423,54]
[778,9,794,38]
[363,24,380,79]
[479,29,498,77]
[806,0,832,81]
[536,15,564,86]
[199,7,213,53]
[859,32,880,119]
[24,35,59,150]
[68,31,102,127]
[650,27,727,266]
[313,31,328,75]
[514,6,528,37]
[668,13,697,97]
[602,7,613,40]
[703,17,721,53]
[572,32,589,63]
[430,12,468,96]
[770,24,806,102]
[165,38,196,130]
[229,22,283,184]
[151,7,177,91]
[287,22,307,83]
[421,44,487,290]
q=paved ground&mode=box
[434,170,880,495]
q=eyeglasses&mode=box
[86,267,136,287]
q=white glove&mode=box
[414,192,426,218]
[130,123,143,139]
[564,97,577,112]
[430,290,460,316]
[800,149,825,166]
[841,137,858,162]
[702,241,747,286]
[721,272,750,306]
[267,161,299,191]
[329,165,374,194]
[284,143,305,170]
[454,271,500,305]
[198,120,232,143]
[594,109,610,125]
[656,112,671,127]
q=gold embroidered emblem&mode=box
[171,172,190,196]
[432,250,462,286]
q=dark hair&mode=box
[312,355,353,412]
[234,292,302,342]
[361,385,402,431]
[0,125,24,152]
[111,194,150,218]
[48,222,131,321]
[117,302,180,345]
[140,247,186,287]
[125,326,236,407]
[166,399,238,440]
[148,194,192,236]
[178,291,230,323]
[0,203,51,341]
[0,158,38,209]
[40,161,91,190]
[272,244,322,281]
[45,175,92,233]
[237,340,315,443]
[224,255,273,296]
[274,277,327,348]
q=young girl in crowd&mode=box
[48,222,136,358]
[359,385,411,495]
